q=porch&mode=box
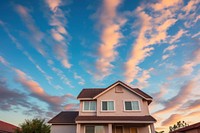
[76,115,156,133]
[76,123,155,133]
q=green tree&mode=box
[15,118,50,133]
[169,121,189,132]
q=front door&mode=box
[116,126,123,133]
[130,127,137,133]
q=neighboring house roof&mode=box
[48,111,79,124]
[77,81,152,104]
[0,120,18,133]
[76,115,156,123]
[170,122,200,133]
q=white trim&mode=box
[123,100,141,111]
[93,81,152,101]
[82,101,97,112]
[101,100,115,112]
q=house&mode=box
[0,120,18,133]
[169,122,200,133]
[49,81,156,133]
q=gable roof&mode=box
[77,81,152,103]
[77,88,105,99]
[170,122,200,133]
[48,111,79,124]
[0,120,18,133]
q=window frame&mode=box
[101,100,115,112]
[123,100,141,111]
[84,125,105,133]
[82,101,97,112]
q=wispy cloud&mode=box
[93,0,125,80]
[136,68,154,89]
[0,22,64,90]
[162,114,183,126]
[45,0,71,69]
[124,0,180,83]
[169,29,187,44]
[74,72,85,85]
[170,45,200,78]
[15,4,46,56]
[14,68,75,111]
[47,60,74,88]
[154,79,197,116]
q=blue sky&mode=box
[0,0,200,132]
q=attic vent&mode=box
[115,86,123,93]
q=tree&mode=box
[15,118,50,133]
[169,121,189,132]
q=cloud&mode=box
[15,4,46,56]
[45,0,71,69]
[151,0,182,11]
[154,79,196,116]
[169,29,187,44]
[162,114,183,126]
[163,45,177,53]
[124,2,179,83]
[93,0,125,80]
[74,72,85,85]
[14,68,75,111]
[0,56,9,66]
[136,68,154,89]
[170,46,200,78]
[47,60,74,88]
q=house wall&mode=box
[79,100,96,116]
[96,85,150,116]
[50,125,76,133]
[138,126,150,133]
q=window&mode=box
[85,126,105,133]
[124,101,140,111]
[101,101,114,111]
[83,101,96,111]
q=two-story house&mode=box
[49,81,156,133]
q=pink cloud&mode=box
[162,114,183,126]
[170,46,200,78]
[124,4,178,83]
[14,69,75,111]
[45,0,72,69]
[15,4,46,56]
[93,0,125,80]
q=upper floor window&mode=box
[101,101,114,111]
[124,101,140,111]
[83,101,96,111]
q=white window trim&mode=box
[101,100,115,112]
[84,125,105,133]
[82,101,97,112]
[123,100,141,111]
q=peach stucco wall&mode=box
[96,85,150,116]
[79,85,150,116]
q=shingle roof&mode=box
[170,122,200,133]
[77,88,105,99]
[0,120,18,133]
[76,115,156,123]
[77,81,152,102]
[48,111,79,124]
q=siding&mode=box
[51,125,76,133]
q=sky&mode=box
[0,0,199,132]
